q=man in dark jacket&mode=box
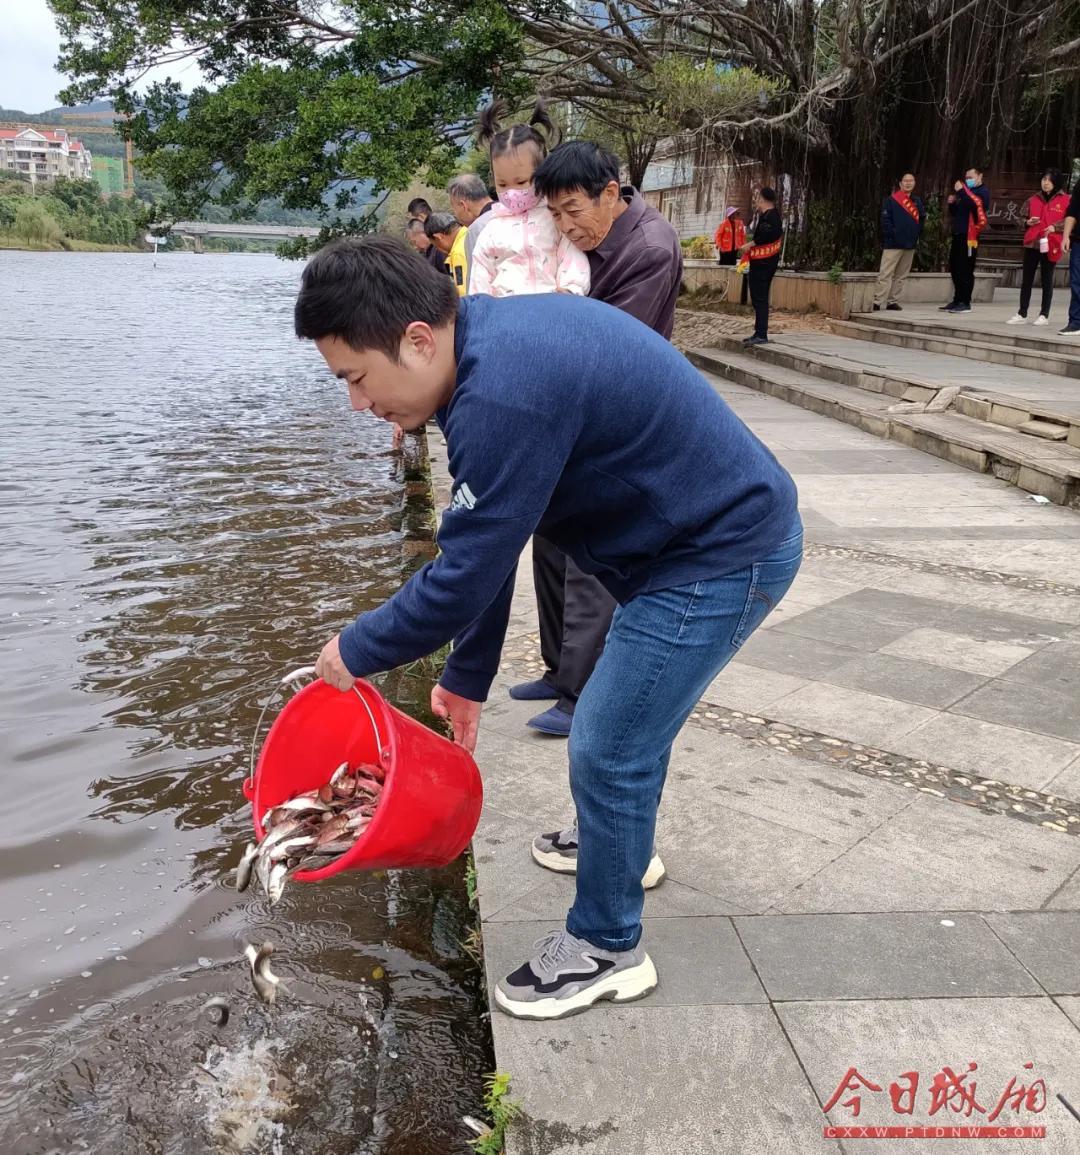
[406,217,448,275]
[943,166,990,312]
[1060,181,1080,336]
[739,186,783,345]
[874,173,923,311]
[298,236,801,1019]
[502,141,683,743]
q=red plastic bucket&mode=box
[242,670,483,879]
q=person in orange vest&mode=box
[714,206,746,265]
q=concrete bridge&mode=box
[168,220,321,252]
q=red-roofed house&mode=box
[0,126,94,185]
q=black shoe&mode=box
[951,304,972,312]
[872,304,881,312]
[745,335,769,346]
[1059,326,1080,336]
[939,302,957,311]
[886,303,902,311]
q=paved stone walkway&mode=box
[428,368,1080,1154]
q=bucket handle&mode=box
[244,666,385,799]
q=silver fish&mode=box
[329,760,350,786]
[266,862,289,904]
[463,1116,490,1138]
[244,942,280,1004]
[234,842,259,892]
[265,833,316,864]
[294,853,340,872]
[201,996,230,1027]
[258,817,309,855]
[305,838,353,856]
[271,796,332,815]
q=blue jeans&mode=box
[1069,246,1080,329]
[565,519,804,951]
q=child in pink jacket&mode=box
[469,101,590,298]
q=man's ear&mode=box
[402,320,438,363]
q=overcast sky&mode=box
[1,0,69,112]
[1,0,204,113]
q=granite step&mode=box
[726,331,1080,447]
[688,346,1080,507]
[832,318,1080,380]
[854,309,1080,362]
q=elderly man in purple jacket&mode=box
[508,142,684,740]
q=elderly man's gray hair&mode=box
[447,173,490,202]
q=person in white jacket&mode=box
[469,101,590,299]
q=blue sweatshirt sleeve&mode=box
[336,390,574,700]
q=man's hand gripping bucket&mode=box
[243,667,483,879]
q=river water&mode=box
[0,252,489,1154]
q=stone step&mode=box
[688,346,1080,507]
[1017,418,1069,441]
[856,310,1080,361]
[832,318,1080,380]
[718,332,1080,446]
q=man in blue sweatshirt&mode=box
[297,236,802,1020]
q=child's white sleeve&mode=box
[469,229,496,296]
[555,236,591,295]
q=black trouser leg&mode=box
[531,534,566,691]
[1019,248,1039,316]
[964,247,978,306]
[531,537,616,714]
[748,258,778,338]
[1039,253,1055,317]
[718,251,737,266]
[555,557,616,714]
[948,235,967,305]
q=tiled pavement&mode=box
[427,366,1080,1155]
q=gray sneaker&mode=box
[531,821,666,888]
[494,929,657,1019]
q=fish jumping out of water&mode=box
[245,942,282,1005]
[201,996,231,1027]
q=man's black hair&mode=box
[534,141,622,200]
[407,197,432,217]
[759,186,778,204]
[405,217,425,233]
[295,236,458,360]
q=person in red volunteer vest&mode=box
[942,166,990,313]
[714,206,746,266]
[1007,169,1071,327]
[873,173,923,311]
[738,186,783,346]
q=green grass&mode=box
[0,233,140,252]
[469,1072,522,1155]
[465,848,478,910]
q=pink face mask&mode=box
[499,186,541,214]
